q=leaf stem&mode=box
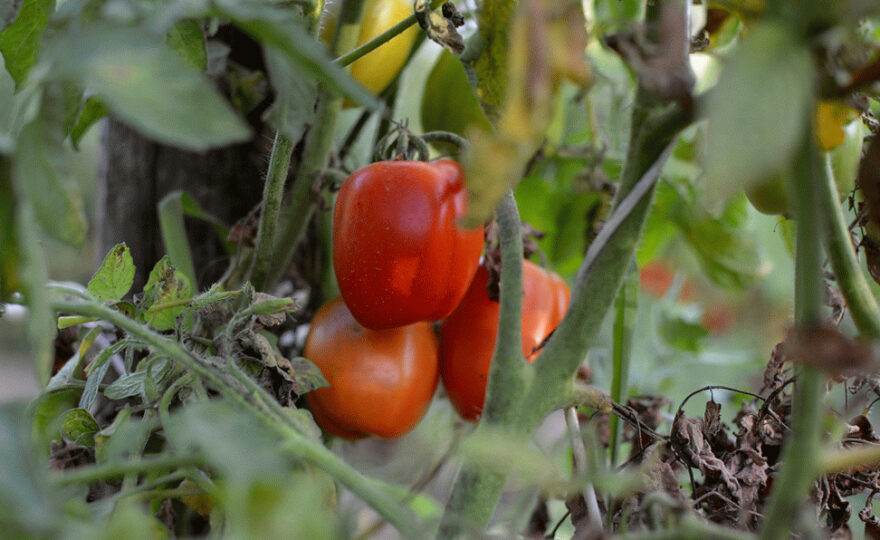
[52,454,202,485]
[818,155,880,337]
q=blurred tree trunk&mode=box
[96,28,270,290]
[97,119,267,289]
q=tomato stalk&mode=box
[261,0,367,289]
[819,154,880,337]
[436,2,692,535]
[758,113,825,540]
[250,132,294,290]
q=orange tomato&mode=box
[439,261,570,421]
[304,297,439,439]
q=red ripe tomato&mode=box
[304,297,439,439]
[333,160,484,330]
[439,260,571,421]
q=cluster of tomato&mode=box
[304,1,569,439]
[304,159,570,439]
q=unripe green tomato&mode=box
[420,50,491,136]
[745,119,863,217]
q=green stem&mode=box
[437,191,527,536]
[49,298,423,537]
[250,132,294,290]
[52,454,201,485]
[265,0,366,288]
[483,190,528,424]
[609,259,638,465]
[758,116,825,540]
[819,155,880,337]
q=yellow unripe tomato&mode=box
[321,0,418,96]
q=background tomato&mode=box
[420,50,492,136]
[304,297,439,439]
[321,0,418,95]
[439,261,571,421]
[333,159,484,330]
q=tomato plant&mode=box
[439,260,570,421]
[304,297,439,439]
[321,0,418,95]
[333,159,484,330]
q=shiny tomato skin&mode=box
[333,160,484,330]
[304,297,439,439]
[439,261,570,421]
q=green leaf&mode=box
[702,22,813,208]
[46,24,250,151]
[141,255,193,331]
[165,19,206,71]
[263,46,318,143]
[97,500,169,540]
[290,356,329,395]
[216,5,380,111]
[0,405,59,537]
[88,243,135,301]
[0,0,53,87]
[1,1,22,32]
[12,114,87,247]
[59,408,99,447]
[102,371,145,401]
[69,96,107,149]
[157,193,197,290]
[29,389,78,452]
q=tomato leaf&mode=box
[141,255,193,331]
[88,243,135,302]
[0,0,53,87]
[702,22,813,209]
[158,192,197,290]
[165,19,207,71]
[44,24,250,151]
[290,356,329,395]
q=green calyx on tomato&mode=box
[333,159,484,330]
[421,50,492,137]
[304,297,439,439]
[746,102,863,217]
[439,260,570,422]
[321,0,418,96]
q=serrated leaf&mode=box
[0,0,53,87]
[59,408,99,447]
[88,243,135,301]
[165,19,206,71]
[45,24,250,151]
[702,22,813,208]
[141,255,192,331]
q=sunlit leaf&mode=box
[88,243,135,302]
[0,0,53,87]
